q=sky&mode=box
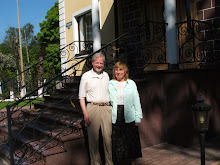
[0,0,58,43]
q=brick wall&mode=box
[121,0,145,72]
[122,0,142,32]
[197,0,220,25]
[137,69,220,148]
[196,0,220,60]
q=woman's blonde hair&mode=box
[112,61,129,80]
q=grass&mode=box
[0,98,44,109]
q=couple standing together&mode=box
[79,52,143,165]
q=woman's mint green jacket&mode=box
[108,79,143,124]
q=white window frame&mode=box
[72,6,92,58]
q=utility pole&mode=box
[16,0,26,97]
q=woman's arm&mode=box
[132,81,143,124]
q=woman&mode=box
[108,61,143,165]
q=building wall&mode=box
[59,0,67,73]
[65,0,91,46]
[118,0,220,33]
[100,0,115,44]
[196,0,220,66]
[118,0,142,34]
[197,0,220,22]
[59,0,116,76]
[137,69,220,148]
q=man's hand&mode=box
[84,112,91,126]
[79,99,91,126]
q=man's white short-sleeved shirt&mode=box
[79,69,110,102]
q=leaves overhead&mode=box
[0,1,61,98]
[21,23,34,46]
[37,1,61,78]
[37,2,59,44]
[3,27,18,51]
[0,53,16,70]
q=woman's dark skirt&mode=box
[112,105,142,164]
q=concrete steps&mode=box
[0,77,89,164]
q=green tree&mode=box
[28,42,41,66]
[0,52,17,97]
[0,53,16,82]
[3,27,20,73]
[0,42,13,55]
[37,2,59,44]
[44,44,60,79]
[0,1,60,96]
[2,23,36,70]
[3,27,18,47]
[21,23,34,46]
[21,23,35,67]
[37,1,60,79]
[0,23,39,97]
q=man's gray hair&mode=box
[92,52,105,62]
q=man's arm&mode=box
[79,73,91,125]
[79,99,91,125]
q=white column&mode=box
[0,82,2,94]
[38,88,43,98]
[92,0,101,52]
[164,0,178,66]
[10,91,15,101]
[20,88,26,98]
[38,79,46,98]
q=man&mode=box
[79,52,113,165]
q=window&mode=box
[76,12,93,57]
[77,12,92,42]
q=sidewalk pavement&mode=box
[0,137,219,165]
[0,158,8,165]
[136,136,220,165]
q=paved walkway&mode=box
[0,159,8,165]
[136,136,220,165]
[0,137,219,165]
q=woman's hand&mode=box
[135,123,140,126]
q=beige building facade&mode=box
[59,0,115,76]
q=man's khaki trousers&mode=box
[87,103,113,165]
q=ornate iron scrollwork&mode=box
[177,20,220,68]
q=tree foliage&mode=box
[3,27,18,57]
[1,23,36,74]
[0,43,13,55]
[37,2,59,44]
[0,52,16,81]
[0,53,16,69]
[43,44,60,78]
[21,23,34,46]
[37,1,60,78]
[0,52,16,96]
[0,1,60,98]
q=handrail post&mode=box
[6,105,15,165]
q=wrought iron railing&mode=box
[0,41,94,108]
[0,40,94,164]
[100,21,167,75]
[3,21,219,164]
[0,21,168,164]
[177,20,220,68]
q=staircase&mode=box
[0,21,166,164]
[0,76,89,165]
